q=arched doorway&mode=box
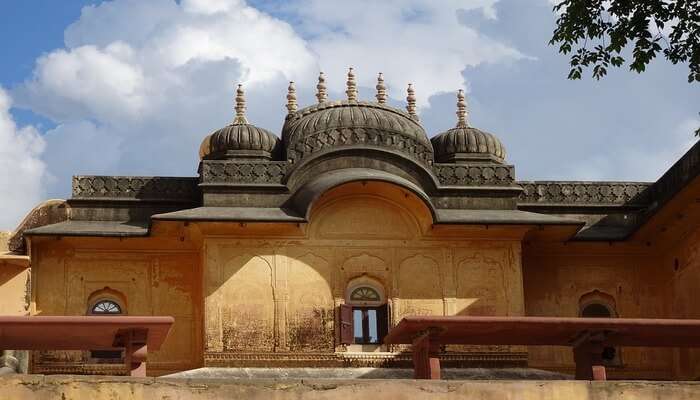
[341,278,389,346]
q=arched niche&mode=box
[214,253,275,352]
[307,180,433,240]
[286,252,334,351]
[579,290,618,317]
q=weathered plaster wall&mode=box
[664,224,700,379]
[522,242,671,379]
[0,260,30,315]
[4,375,700,400]
[0,231,30,315]
[203,182,526,366]
[29,232,203,376]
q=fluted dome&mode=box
[431,89,506,164]
[199,84,281,160]
[200,123,281,160]
[282,100,433,166]
[431,126,506,163]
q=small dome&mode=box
[432,126,505,163]
[199,84,281,160]
[431,90,506,164]
[201,123,280,160]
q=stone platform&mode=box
[4,375,700,400]
[163,367,571,380]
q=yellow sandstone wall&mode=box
[202,182,526,364]
[664,224,700,379]
[0,231,30,316]
[522,242,671,379]
[29,229,203,376]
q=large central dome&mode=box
[282,100,433,166]
[281,70,433,167]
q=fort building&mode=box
[1,68,699,379]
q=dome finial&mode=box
[346,67,358,101]
[376,73,387,104]
[406,83,418,120]
[456,89,468,128]
[233,84,248,124]
[286,81,297,113]
[316,71,327,103]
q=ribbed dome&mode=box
[431,126,506,163]
[431,89,506,164]
[282,100,433,166]
[200,123,281,160]
[199,83,281,160]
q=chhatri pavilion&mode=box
[1,68,699,380]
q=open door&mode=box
[339,303,354,345]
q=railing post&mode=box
[412,328,442,380]
[572,331,607,381]
[115,328,148,377]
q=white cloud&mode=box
[292,0,524,106]
[11,0,522,208]
[568,118,698,182]
[0,87,46,230]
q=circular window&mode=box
[90,299,122,315]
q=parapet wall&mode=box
[3,375,700,400]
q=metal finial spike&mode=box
[286,81,297,113]
[376,72,387,104]
[346,67,358,101]
[456,89,468,128]
[233,84,248,124]
[316,71,327,103]
[406,83,417,120]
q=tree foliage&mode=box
[550,0,700,135]
[551,0,700,82]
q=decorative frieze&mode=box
[518,181,652,206]
[433,163,515,186]
[287,127,434,166]
[200,161,287,184]
[72,176,199,201]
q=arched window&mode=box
[90,299,122,315]
[340,279,389,345]
[581,303,612,318]
[86,288,126,361]
[579,291,622,366]
[350,286,381,302]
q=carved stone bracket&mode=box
[518,181,652,206]
[72,176,199,201]
[433,163,515,186]
[200,161,287,185]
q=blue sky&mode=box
[0,0,698,230]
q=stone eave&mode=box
[434,209,584,226]
[151,207,305,223]
[24,220,150,237]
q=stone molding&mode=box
[518,181,652,206]
[203,351,528,367]
[72,176,199,201]
[200,161,287,185]
[433,163,515,186]
[286,128,434,167]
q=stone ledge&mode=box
[3,374,700,399]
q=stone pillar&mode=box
[274,293,289,351]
